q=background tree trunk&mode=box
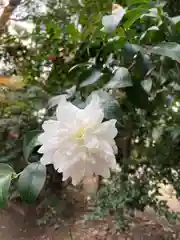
[0,0,21,36]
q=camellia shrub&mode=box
[0,0,180,227]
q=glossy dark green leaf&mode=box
[124,7,149,29]
[126,84,150,109]
[23,130,42,162]
[134,53,153,79]
[80,69,102,87]
[0,149,21,163]
[147,42,180,61]
[105,67,132,89]
[127,0,149,6]
[122,44,141,66]
[141,78,152,93]
[123,44,141,56]
[140,26,164,43]
[170,126,180,140]
[18,162,46,203]
[103,99,123,121]
[0,164,15,208]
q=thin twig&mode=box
[68,227,74,240]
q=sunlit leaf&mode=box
[171,16,180,24]
[105,67,132,89]
[141,78,152,93]
[124,7,149,29]
[80,69,102,87]
[147,42,180,61]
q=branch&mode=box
[0,0,21,36]
[9,16,29,21]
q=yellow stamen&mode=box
[73,127,85,142]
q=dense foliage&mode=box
[0,0,180,228]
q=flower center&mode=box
[73,126,85,142]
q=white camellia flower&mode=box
[38,95,118,185]
[102,4,126,33]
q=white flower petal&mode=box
[56,95,81,124]
[41,120,60,132]
[91,156,110,178]
[102,15,117,33]
[94,119,117,141]
[40,151,54,165]
[38,132,60,148]
[102,7,126,33]
[112,139,118,154]
[62,157,93,185]
[99,140,117,168]
[53,146,80,172]
[113,8,126,25]
[84,136,100,151]
[81,94,104,127]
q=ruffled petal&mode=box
[56,95,81,124]
[42,120,60,132]
[90,155,110,178]
[94,119,118,141]
[112,8,126,25]
[84,136,100,151]
[40,151,54,165]
[112,139,118,154]
[38,135,60,153]
[81,94,104,127]
[99,140,117,169]
[102,7,125,33]
[102,15,117,33]
[53,144,80,173]
[62,154,91,185]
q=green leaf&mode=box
[0,164,15,208]
[105,67,132,89]
[147,42,180,62]
[18,162,46,203]
[123,44,141,57]
[23,130,42,162]
[122,44,141,66]
[124,7,149,29]
[141,78,152,93]
[80,69,102,87]
[66,23,81,41]
[126,84,150,109]
[140,26,162,43]
[170,126,180,140]
[134,53,153,79]
[127,0,149,6]
[0,149,21,163]
[103,99,122,121]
